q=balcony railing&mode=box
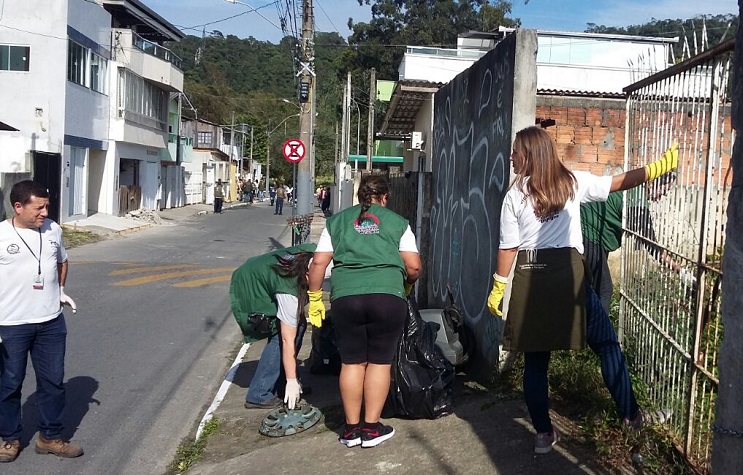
[132,31,183,70]
[405,46,486,59]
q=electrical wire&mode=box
[178,0,280,32]
[314,0,341,36]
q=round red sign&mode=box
[282,139,305,163]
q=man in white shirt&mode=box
[0,181,82,462]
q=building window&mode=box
[90,53,107,94]
[68,41,87,85]
[197,131,212,147]
[117,68,168,130]
[0,45,30,71]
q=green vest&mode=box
[580,191,623,252]
[229,243,316,342]
[326,203,409,301]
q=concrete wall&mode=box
[429,30,537,381]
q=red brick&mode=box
[603,109,623,127]
[574,127,594,145]
[567,162,592,171]
[586,109,603,127]
[579,145,599,163]
[548,106,568,124]
[596,147,619,165]
[567,107,586,126]
[554,125,575,144]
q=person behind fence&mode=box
[0,180,82,462]
[486,126,678,454]
[274,184,286,215]
[229,243,317,409]
[580,172,693,315]
[307,174,422,449]
[213,179,225,214]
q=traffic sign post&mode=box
[282,139,305,164]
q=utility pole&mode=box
[249,126,253,182]
[366,68,375,171]
[341,71,349,163]
[230,111,236,191]
[296,0,315,215]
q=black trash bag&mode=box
[306,311,342,375]
[383,296,455,419]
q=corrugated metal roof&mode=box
[538,88,626,99]
[379,80,444,136]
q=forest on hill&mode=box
[165,0,737,184]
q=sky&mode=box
[144,0,738,43]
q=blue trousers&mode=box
[275,198,284,215]
[246,323,306,404]
[0,315,67,441]
[523,283,639,433]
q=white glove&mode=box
[60,286,77,314]
[679,268,697,288]
[284,378,302,410]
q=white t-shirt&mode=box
[500,172,612,254]
[316,224,419,253]
[276,293,299,327]
[0,218,68,324]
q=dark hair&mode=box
[356,174,389,223]
[10,180,49,206]
[273,251,314,323]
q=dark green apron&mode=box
[502,247,587,352]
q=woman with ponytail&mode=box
[307,174,421,448]
[229,243,317,410]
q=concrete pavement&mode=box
[68,202,629,475]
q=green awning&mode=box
[347,155,403,164]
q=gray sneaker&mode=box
[534,428,560,454]
[623,408,672,430]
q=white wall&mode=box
[0,0,68,160]
[399,53,480,83]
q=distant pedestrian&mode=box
[275,184,286,215]
[308,175,422,449]
[214,179,225,214]
[321,187,331,217]
[269,186,276,206]
[0,180,83,462]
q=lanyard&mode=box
[11,217,42,276]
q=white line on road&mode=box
[196,342,250,439]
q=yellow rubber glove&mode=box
[404,281,414,296]
[307,290,326,328]
[487,274,509,317]
[645,141,678,181]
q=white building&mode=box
[102,0,185,216]
[0,0,186,223]
[0,0,112,223]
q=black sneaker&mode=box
[339,426,361,448]
[361,423,395,448]
[244,397,282,409]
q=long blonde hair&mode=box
[513,126,576,219]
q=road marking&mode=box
[109,264,198,275]
[113,268,235,286]
[196,343,250,440]
[173,275,232,288]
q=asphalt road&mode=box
[7,201,294,475]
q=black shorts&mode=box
[330,294,407,365]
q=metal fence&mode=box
[621,38,734,473]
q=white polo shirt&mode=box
[0,218,67,325]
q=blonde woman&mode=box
[488,126,677,454]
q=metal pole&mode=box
[366,68,375,171]
[265,124,271,194]
[249,126,253,182]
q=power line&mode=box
[177,0,280,32]
[314,0,341,37]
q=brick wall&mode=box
[536,96,626,176]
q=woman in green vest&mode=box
[307,175,422,449]
[229,243,316,409]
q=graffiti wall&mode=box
[430,34,523,380]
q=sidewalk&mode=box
[63,201,248,236]
[185,208,626,475]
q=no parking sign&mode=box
[282,139,305,163]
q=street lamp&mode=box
[265,113,301,194]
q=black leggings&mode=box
[330,294,407,365]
